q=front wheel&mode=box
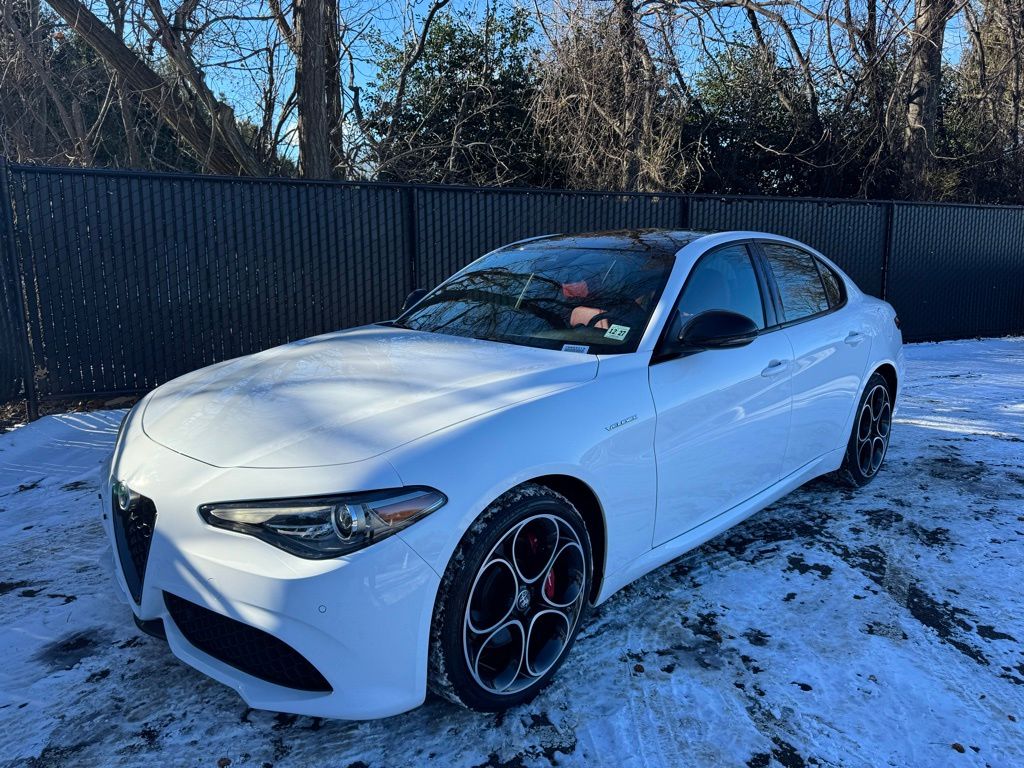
[428,483,591,711]
[837,372,893,486]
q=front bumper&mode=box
[101,428,441,719]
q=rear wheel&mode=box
[837,372,893,486]
[428,483,591,711]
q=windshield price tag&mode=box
[604,325,630,341]
[561,344,590,354]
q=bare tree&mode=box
[39,0,265,173]
[534,0,688,191]
[902,0,958,193]
[4,0,1024,201]
[1,0,105,164]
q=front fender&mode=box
[390,358,658,588]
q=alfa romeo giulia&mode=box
[103,229,903,718]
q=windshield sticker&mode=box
[604,324,630,341]
[561,343,590,354]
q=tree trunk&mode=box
[615,0,641,191]
[106,3,141,169]
[325,0,343,175]
[294,0,331,178]
[903,0,956,196]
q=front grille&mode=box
[111,493,157,604]
[163,592,333,693]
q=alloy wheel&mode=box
[463,513,587,695]
[856,383,891,478]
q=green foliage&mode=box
[692,46,906,199]
[934,63,1024,203]
[365,5,544,186]
[693,49,822,195]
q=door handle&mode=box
[761,359,789,377]
[845,331,865,346]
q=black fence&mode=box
[1,159,1022,414]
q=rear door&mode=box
[649,243,793,546]
[756,242,873,473]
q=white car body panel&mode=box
[780,285,874,470]
[649,329,794,544]
[600,445,848,600]
[102,229,904,719]
[104,408,438,718]
[142,327,597,468]
[392,350,659,582]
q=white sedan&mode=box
[103,230,904,719]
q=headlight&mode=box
[198,487,447,559]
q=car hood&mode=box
[141,326,598,468]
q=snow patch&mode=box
[1,340,1023,766]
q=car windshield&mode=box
[395,242,674,353]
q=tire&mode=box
[836,371,893,487]
[428,483,592,711]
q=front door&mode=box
[650,244,794,546]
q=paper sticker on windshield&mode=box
[562,343,590,354]
[604,324,630,341]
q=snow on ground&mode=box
[1,339,1023,768]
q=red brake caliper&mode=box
[527,530,557,599]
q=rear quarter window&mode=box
[762,243,829,323]
[815,258,845,308]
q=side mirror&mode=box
[402,288,428,314]
[679,310,759,350]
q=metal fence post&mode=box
[404,186,419,293]
[880,201,895,301]
[0,157,38,421]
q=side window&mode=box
[815,257,845,308]
[677,245,765,329]
[762,243,829,322]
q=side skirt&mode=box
[594,447,844,605]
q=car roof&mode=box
[505,229,713,260]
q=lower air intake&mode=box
[163,592,333,693]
